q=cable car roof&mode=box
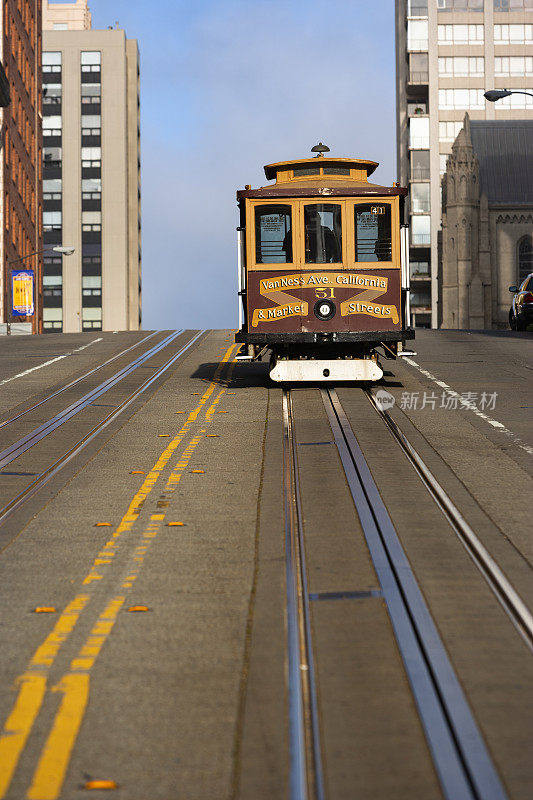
[236,150,407,200]
[263,157,379,181]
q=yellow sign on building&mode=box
[12,270,34,316]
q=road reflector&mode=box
[191,392,200,395]
[206,434,219,438]
[95,522,112,527]
[175,411,185,414]
[158,434,170,437]
[127,606,149,613]
[33,607,56,613]
[218,410,228,414]
[228,392,236,395]
[84,779,118,790]
[191,469,205,474]
[167,521,185,527]
[130,470,145,474]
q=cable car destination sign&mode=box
[251,271,399,328]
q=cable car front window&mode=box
[354,203,392,262]
[304,204,342,264]
[255,205,293,263]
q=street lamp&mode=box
[6,245,75,335]
[484,89,533,102]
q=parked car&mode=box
[509,274,533,331]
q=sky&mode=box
[87,0,397,330]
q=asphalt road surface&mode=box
[0,328,531,800]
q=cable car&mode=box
[235,144,414,382]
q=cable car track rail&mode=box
[321,387,508,800]
[0,330,160,431]
[365,388,533,654]
[282,390,325,800]
[0,329,188,471]
[0,330,205,532]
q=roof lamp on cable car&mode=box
[311,142,330,157]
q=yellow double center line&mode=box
[0,343,238,800]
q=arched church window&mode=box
[518,236,533,284]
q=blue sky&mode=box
[87,0,397,330]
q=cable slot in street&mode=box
[282,389,325,800]
[322,387,508,800]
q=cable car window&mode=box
[255,205,293,263]
[292,165,320,176]
[304,204,342,264]
[354,203,392,262]
[323,166,350,175]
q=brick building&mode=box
[0,0,42,333]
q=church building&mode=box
[441,115,533,330]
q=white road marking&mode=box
[403,357,533,456]
[0,338,103,388]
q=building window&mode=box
[439,121,464,142]
[438,24,484,44]
[81,51,101,73]
[494,24,533,44]
[410,116,430,148]
[43,116,62,137]
[82,211,102,232]
[43,211,62,232]
[81,115,101,136]
[438,88,485,109]
[411,183,431,213]
[495,56,533,76]
[43,307,63,330]
[496,90,533,108]
[43,178,62,200]
[410,260,430,277]
[437,0,484,10]
[518,236,533,283]
[43,275,63,298]
[440,154,449,174]
[82,178,101,200]
[81,147,101,168]
[408,0,428,15]
[495,0,533,10]
[81,83,101,104]
[409,53,429,83]
[411,150,430,180]
[82,307,102,330]
[43,83,62,106]
[407,19,429,50]
[411,215,431,245]
[43,146,62,168]
[82,244,102,276]
[82,275,102,297]
[42,51,61,72]
[53,23,68,30]
[410,288,431,308]
[438,56,484,77]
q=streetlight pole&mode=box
[6,246,75,335]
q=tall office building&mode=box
[395,0,533,328]
[0,0,42,333]
[42,0,141,333]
